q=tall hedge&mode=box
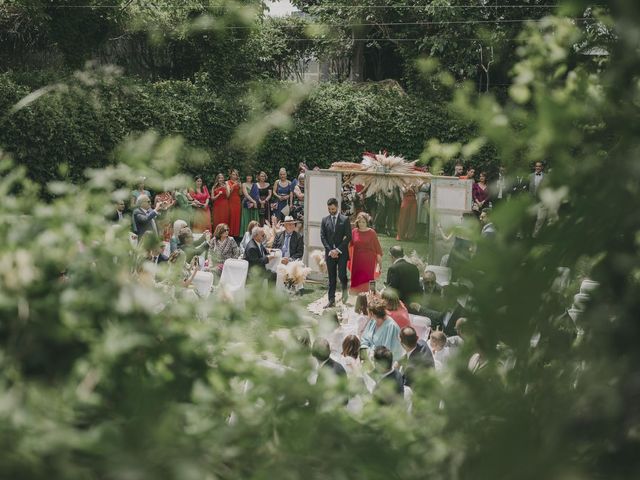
[0,72,493,188]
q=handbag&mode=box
[281,204,290,216]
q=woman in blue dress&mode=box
[272,168,293,221]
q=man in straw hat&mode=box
[272,215,304,265]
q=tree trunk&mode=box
[350,37,365,82]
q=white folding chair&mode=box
[219,258,249,301]
[573,293,590,311]
[425,265,452,287]
[192,271,214,298]
[580,279,599,294]
[409,314,431,340]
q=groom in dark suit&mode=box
[320,197,352,308]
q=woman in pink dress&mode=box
[187,175,211,233]
[226,169,242,238]
[211,173,230,230]
[350,213,383,292]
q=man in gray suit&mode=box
[132,195,170,238]
[528,161,546,199]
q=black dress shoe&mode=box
[323,301,336,309]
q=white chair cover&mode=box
[409,314,431,340]
[267,249,282,273]
[192,271,214,298]
[573,293,590,311]
[580,279,599,294]
[425,265,452,287]
[162,241,170,258]
[219,258,249,301]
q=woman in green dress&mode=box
[240,173,260,236]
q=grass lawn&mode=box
[297,232,431,308]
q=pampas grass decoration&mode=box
[310,250,327,273]
[351,151,418,198]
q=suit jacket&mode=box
[321,358,347,376]
[243,238,269,271]
[132,207,159,237]
[108,210,128,224]
[320,213,351,258]
[403,340,435,387]
[528,172,545,198]
[272,230,304,260]
[430,303,465,337]
[386,258,422,305]
[375,369,405,403]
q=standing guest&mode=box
[453,161,465,178]
[291,173,305,222]
[382,289,412,329]
[340,335,362,377]
[130,176,151,209]
[209,223,240,274]
[256,171,272,226]
[528,161,546,198]
[187,175,211,234]
[109,199,127,223]
[480,210,496,239]
[360,296,404,361]
[272,168,294,221]
[172,188,192,226]
[373,346,404,403]
[396,185,418,241]
[240,220,259,251]
[211,173,230,231]
[226,169,242,238]
[320,197,352,308]
[169,219,188,253]
[349,213,382,293]
[132,195,170,238]
[416,181,430,232]
[386,246,422,306]
[400,326,435,387]
[529,161,547,237]
[472,171,490,213]
[243,226,276,278]
[429,331,451,370]
[240,174,260,236]
[272,216,304,264]
[460,167,475,181]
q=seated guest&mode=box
[410,270,445,314]
[373,346,404,403]
[240,220,259,251]
[382,288,412,329]
[446,317,467,351]
[312,338,346,376]
[353,292,371,336]
[177,227,210,264]
[429,331,451,370]
[243,226,276,277]
[209,223,240,273]
[340,335,362,376]
[360,296,404,361]
[386,246,422,306]
[170,219,188,253]
[399,326,434,387]
[140,232,169,264]
[271,215,304,264]
[428,292,466,337]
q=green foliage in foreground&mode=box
[1,3,640,479]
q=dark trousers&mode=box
[326,252,348,302]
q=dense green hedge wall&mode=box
[0,72,497,189]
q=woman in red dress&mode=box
[211,173,230,230]
[187,175,211,233]
[350,213,383,292]
[226,169,242,238]
[396,185,418,241]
